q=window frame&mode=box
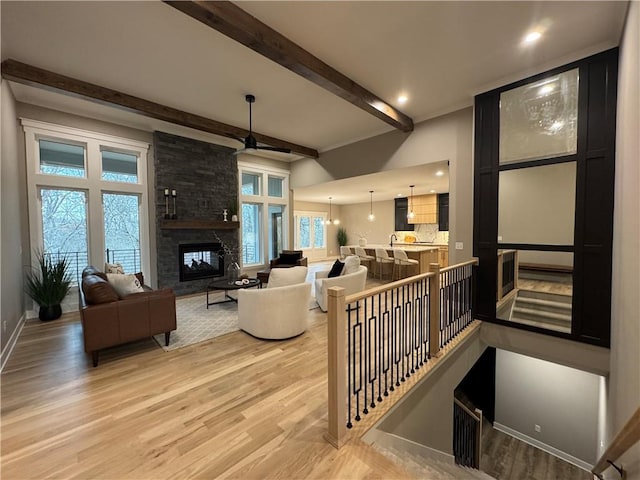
[22,119,150,281]
[237,161,289,267]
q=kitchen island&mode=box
[347,244,439,275]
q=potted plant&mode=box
[337,227,348,247]
[25,251,72,321]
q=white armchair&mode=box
[314,265,368,312]
[237,267,311,340]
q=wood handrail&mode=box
[592,406,640,477]
[454,398,481,422]
[344,271,436,304]
[440,258,479,274]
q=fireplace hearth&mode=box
[179,243,224,282]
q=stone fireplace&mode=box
[154,131,238,295]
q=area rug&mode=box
[154,291,321,351]
[153,293,239,351]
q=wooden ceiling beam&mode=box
[164,1,414,133]
[1,59,319,159]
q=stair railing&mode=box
[497,249,518,301]
[326,259,479,448]
[453,398,483,469]
[592,406,640,480]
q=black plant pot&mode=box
[39,305,62,321]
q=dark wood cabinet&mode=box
[438,193,449,231]
[394,198,414,231]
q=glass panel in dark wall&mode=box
[473,48,618,347]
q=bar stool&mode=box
[355,247,375,277]
[340,246,352,259]
[392,249,419,280]
[375,248,394,281]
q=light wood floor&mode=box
[1,306,417,479]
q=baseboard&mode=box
[0,313,26,372]
[363,428,456,465]
[493,422,594,472]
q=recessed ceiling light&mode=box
[524,31,542,44]
[435,170,444,177]
[398,95,408,104]
[430,189,436,193]
[397,193,403,197]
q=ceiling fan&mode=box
[234,94,291,155]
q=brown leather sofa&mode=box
[79,266,176,367]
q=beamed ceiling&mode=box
[0,1,628,200]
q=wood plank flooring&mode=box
[1,307,416,479]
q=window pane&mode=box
[102,150,138,183]
[242,203,262,264]
[498,162,576,245]
[268,176,283,197]
[313,216,325,248]
[298,216,310,249]
[39,140,85,177]
[241,172,261,195]
[500,68,579,165]
[40,188,88,283]
[497,249,573,334]
[268,205,285,260]
[103,193,140,273]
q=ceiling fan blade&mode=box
[256,145,292,154]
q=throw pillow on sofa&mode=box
[328,259,344,278]
[105,262,125,274]
[342,255,361,275]
[106,273,144,298]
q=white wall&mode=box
[0,80,28,367]
[609,2,640,478]
[495,349,602,467]
[377,329,487,454]
[290,107,473,264]
[340,200,395,247]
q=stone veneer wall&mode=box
[154,131,238,296]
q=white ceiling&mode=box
[1,1,628,202]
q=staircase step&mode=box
[516,297,572,310]
[512,306,572,323]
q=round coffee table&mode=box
[206,278,261,308]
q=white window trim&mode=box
[294,210,328,253]
[21,118,151,277]
[237,161,289,267]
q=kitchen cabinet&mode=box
[438,193,449,231]
[394,197,414,231]
[407,194,437,224]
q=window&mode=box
[103,193,141,272]
[40,188,89,280]
[101,149,138,183]
[23,119,150,287]
[268,175,284,197]
[238,162,289,267]
[39,139,85,177]
[294,212,327,261]
[241,172,261,195]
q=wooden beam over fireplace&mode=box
[164,1,414,133]
[1,59,319,159]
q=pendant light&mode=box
[407,185,415,219]
[326,197,340,225]
[368,190,375,221]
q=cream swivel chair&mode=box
[314,257,368,312]
[237,266,310,339]
[375,248,394,281]
[392,249,420,280]
[340,246,352,259]
[355,246,375,277]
